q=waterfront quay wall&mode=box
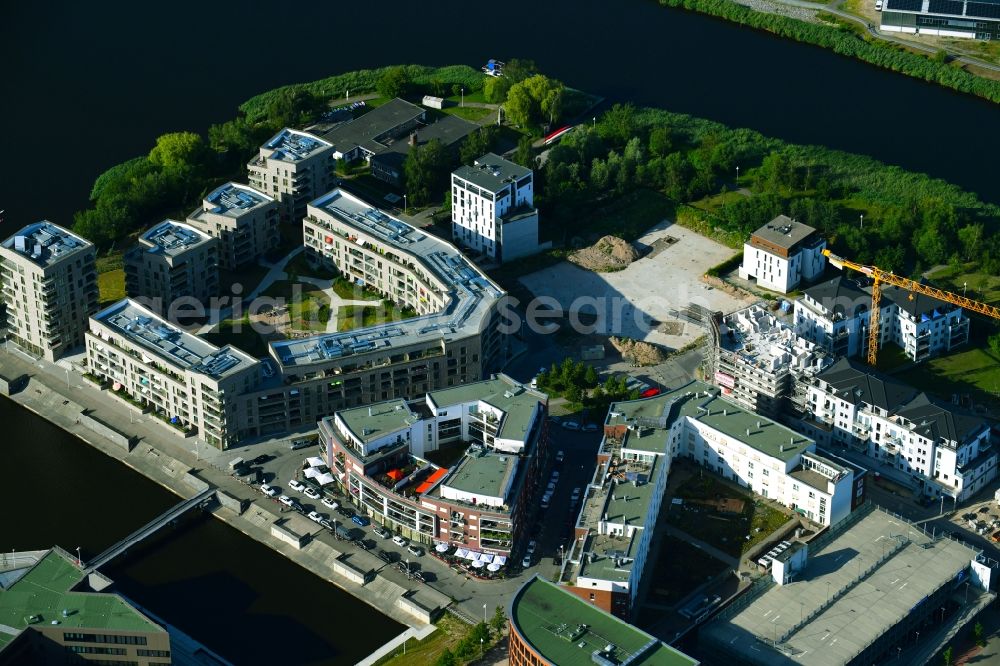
[0,349,449,634]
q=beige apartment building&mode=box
[124,220,219,310]
[0,221,98,361]
[86,298,261,449]
[186,182,279,269]
[247,128,336,223]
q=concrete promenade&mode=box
[0,344,460,638]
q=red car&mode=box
[641,387,661,398]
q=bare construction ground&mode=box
[519,222,752,350]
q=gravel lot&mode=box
[519,222,753,350]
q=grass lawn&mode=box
[441,105,493,122]
[337,302,413,332]
[374,615,498,666]
[262,280,331,332]
[643,536,727,606]
[98,269,125,306]
[926,263,1000,304]
[895,346,1000,410]
[667,471,790,557]
[445,89,486,105]
[283,252,336,280]
[201,316,270,358]
[874,345,912,373]
[331,277,383,301]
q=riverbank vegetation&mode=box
[656,0,1000,105]
[532,101,1000,278]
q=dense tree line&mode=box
[657,0,1000,106]
[536,102,1000,275]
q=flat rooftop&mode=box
[260,128,332,162]
[0,549,161,651]
[139,219,214,257]
[318,98,426,156]
[271,188,503,369]
[702,506,979,666]
[606,381,813,463]
[719,304,829,375]
[198,182,273,218]
[441,446,517,501]
[453,152,532,194]
[510,576,699,666]
[428,375,545,443]
[748,215,818,251]
[578,520,645,584]
[93,299,258,379]
[338,398,415,445]
[1,221,91,269]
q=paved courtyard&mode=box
[519,222,752,350]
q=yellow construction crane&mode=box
[822,249,1000,366]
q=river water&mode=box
[0,397,402,665]
[3,0,1000,661]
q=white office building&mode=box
[0,221,98,361]
[739,215,826,293]
[802,358,995,501]
[451,153,539,263]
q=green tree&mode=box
[435,648,458,666]
[988,332,1000,358]
[584,365,599,388]
[974,621,986,647]
[490,605,507,635]
[504,75,564,128]
[148,132,207,173]
[597,103,636,146]
[513,135,535,168]
[502,58,539,83]
[648,125,673,157]
[460,126,499,165]
[483,75,511,103]
[403,139,449,206]
[263,88,324,129]
[377,65,412,98]
[957,223,984,261]
[942,645,953,666]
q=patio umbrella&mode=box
[435,543,450,553]
[470,559,485,568]
[464,551,481,561]
[494,556,507,566]
[478,553,494,563]
[455,548,470,559]
[486,563,501,572]
[304,467,320,479]
[316,472,335,485]
[307,456,325,467]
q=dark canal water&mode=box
[2,0,1000,236]
[0,397,402,665]
[4,0,1000,661]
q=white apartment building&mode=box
[451,153,539,263]
[802,358,994,500]
[247,128,335,223]
[86,299,261,449]
[0,221,98,361]
[124,220,219,309]
[795,276,970,362]
[714,303,831,419]
[562,381,862,620]
[186,182,279,269]
[739,216,826,293]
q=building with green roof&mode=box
[0,547,169,665]
[508,575,698,666]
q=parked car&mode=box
[561,420,580,431]
[337,506,354,518]
[290,437,313,450]
[279,495,294,507]
[546,481,556,493]
[352,514,371,527]
[288,479,305,492]
[551,471,560,481]
[322,497,339,510]
[541,494,551,509]
[320,518,333,530]
[303,487,321,500]
[392,535,409,547]
[571,487,582,502]
[583,423,599,433]
[522,555,532,568]
[374,526,391,539]
[260,483,279,497]
[307,511,325,524]
[407,545,424,557]
[251,454,273,465]
[527,540,537,555]
[555,450,565,463]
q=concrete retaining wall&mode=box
[0,372,27,396]
[183,472,210,494]
[396,593,436,624]
[272,522,306,549]
[333,555,373,585]
[77,412,134,452]
[216,490,248,515]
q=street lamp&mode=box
[963,281,968,297]
[76,546,82,568]
[461,87,464,108]
[403,195,407,214]
[65,368,70,389]
[826,581,831,604]
[735,165,740,182]
[592,116,596,128]
[483,603,488,625]
[860,214,864,230]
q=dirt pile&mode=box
[610,337,666,366]
[568,235,641,272]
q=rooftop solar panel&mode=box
[928,0,964,13]
[967,0,1000,16]
[886,0,923,10]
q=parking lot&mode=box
[519,222,753,350]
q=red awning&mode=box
[386,469,404,481]
[415,467,449,494]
